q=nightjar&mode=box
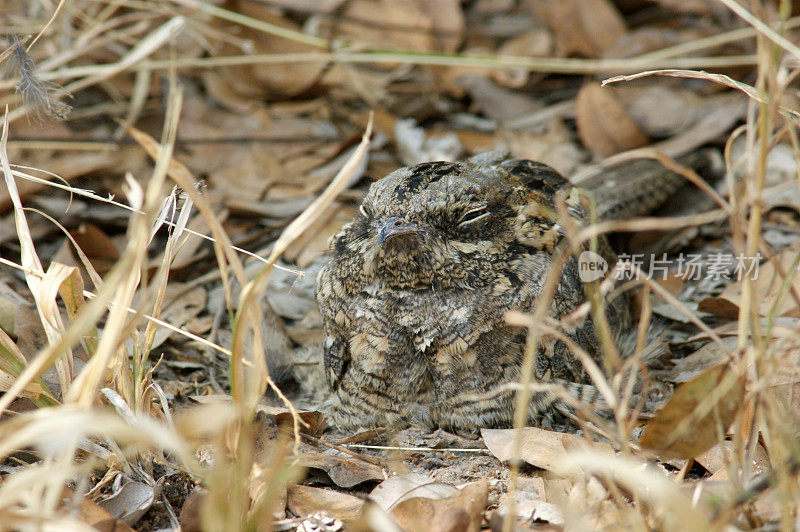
[315,151,698,430]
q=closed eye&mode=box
[459,205,489,225]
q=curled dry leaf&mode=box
[481,426,613,471]
[664,336,737,383]
[98,480,159,526]
[388,479,488,532]
[531,0,626,57]
[640,363,745,459]
[338,0,464,53]
[287,484,364,523]
[207,2,327,102]
[492,28,553,88]
[299,451,385,488]
[369,473,457,510]
[575,83,649,159]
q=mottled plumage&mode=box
[315,152,690,430]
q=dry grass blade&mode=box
[26,0,68,51]
[555,450,710,529]
[718,0,800,62]
[230,114,373,428]
[603,69,800,121]
[0,109,74,395]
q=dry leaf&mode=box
[58,487,136,532]
[370,473,457,510]
[705,245,800,318]
[531,0,626,57]
[288,484,364,522]
[696,441,769,480]
[208,2,327,101]
[481,427,612,471]
[300,452,385,488]
[575,83,649,159]
[641,363,745,459]
[150,283,207,349]
[389,479,488,532]
[338,0,463,53]
[664,336,737,383]
[697,296,740,319]
[69,223,121,276]
[98,480,159,526]
[492,29,553,88]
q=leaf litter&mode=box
[0,0,798,530]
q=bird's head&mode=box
[325,155,579,291]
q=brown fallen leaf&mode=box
[531,0,626,58]
[575,83,649,159]
[69,223,120,276]
[389,479,488,532]
[208,2,327,101]
[640,363,745,459]
[697,296,740,319]
[370,472,457,510]
[287,484,364,523]
[338,0,463,53]
[188,395,325,437]
[707,245,800,318]
[60,487,136,532]
[300,451,385,488]
[492,28,553,88]
[481,426,613,471]
[696,441,770,480]
[664,336,737,384]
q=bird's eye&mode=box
[359,204,370,218]
[459,206,489,225]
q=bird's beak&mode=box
[377,216,424,245]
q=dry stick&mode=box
[738,29,784,492]
[575,209,728,246]
[300,433,385,467]
[634,15,800,62]
[4,13,800,93]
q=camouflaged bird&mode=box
[315,151,702,430]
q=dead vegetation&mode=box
[0,0,798,530]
